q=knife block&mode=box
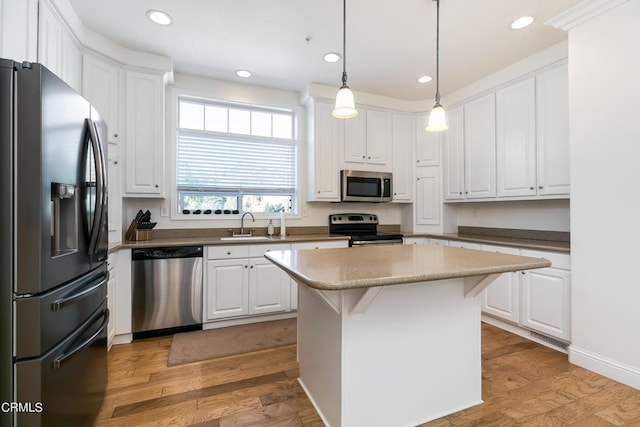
[125,219,152,241]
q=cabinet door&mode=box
[206,259,249,320]
[308,101,342,201]
[415,167,440,225]
[124,71,164,196]
[448,241,480,249]
[496,78,536,197]
[403,237,428,245]
[521,267,571,341]
[37,0,62,76]
[392,113,415,202]
[249,258,290,315]
[343,111,367,165]
[443,105,465,200]
[415,113,440,167]
[536,63,570,196]
[60,30,81,92]
[479,245,521,323]
[107,144,122,244]
[0,0,38,62]
[83,55,121,143]
[464,94,496,199]
[365,109,393,169]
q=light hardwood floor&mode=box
[95,323,640,426]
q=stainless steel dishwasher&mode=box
[131,246,203,338]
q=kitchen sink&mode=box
[220,236,270,241]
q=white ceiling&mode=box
[67,0,583,102]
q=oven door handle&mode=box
[351,239,404,246]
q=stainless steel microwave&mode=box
[341,170,393,202]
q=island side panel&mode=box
[297,283,343,427]
[341,279,484,427]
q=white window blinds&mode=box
[177,131,296,193]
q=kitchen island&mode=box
[265,244,551,427]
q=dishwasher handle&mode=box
[131,246,203,261]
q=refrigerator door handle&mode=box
[51,277,107,311]
[86,118,106,255]
[53,308,109,370]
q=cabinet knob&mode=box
[244,265,248,268]
[521,271,526,275]
[155,184,159,188]
[362,155,365,159]
[227,251,231,255]
[417,178,420,181]
[459,192,462,195]
[114,160,118,165]
[250,265,254,269]
[539,186,544,189]
[317,190,320,194]
[113,133,118,138]
[529,187,534,190]
[368,156,371,159]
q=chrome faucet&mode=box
[238,211,255,236]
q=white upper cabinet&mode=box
[443,105,465,200]
[0,0,38,63]
[124,70,165,197]
[442,62,569,203]
[364,109,393,170]
[37,0,81,91]
[391,113,415,202]
[464,93,496,199]
[536,63,570,196]
[496,78,537,197]
[82,55,122,144]
[415,113,441,167]
[342,108,392,172]
[307,100,342,202]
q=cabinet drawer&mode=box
[521,249,570,270]
[248,243,291,257]
[207,245,250,259]
[291,240,348,250]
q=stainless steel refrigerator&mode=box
[0,59,109,427]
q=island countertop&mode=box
[264,243,551,291]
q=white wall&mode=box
[554,0,640,389]
[454,200,570,232]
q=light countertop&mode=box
[264,243,551,291]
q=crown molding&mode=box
[547,0,630,31]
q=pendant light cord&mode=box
[341,0,348,87]
[434,0,441,104]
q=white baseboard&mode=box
[203,311,296,330]
[569,345,640,390]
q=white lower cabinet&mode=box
[520,250,571,341]
[474,243,571,343]
[480,244,521,324]
[206,258,249,320]
[205,243,292,322]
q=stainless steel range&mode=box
[329,214,403,246]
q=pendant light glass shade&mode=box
[333,84,358,118]
[333,0,358,119]
[426,103,448,131]
[426,0,447,132]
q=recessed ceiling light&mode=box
[147,10,171,26]
[511,16,534,30]
[323,52,341,63]
[236,70,252,78]
[418,75,433,84]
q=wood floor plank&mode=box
[96,323,640,427]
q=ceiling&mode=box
[67,0,583,102]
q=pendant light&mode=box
[426,0,448,131]
[332,0,358,118]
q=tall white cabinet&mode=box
[464,93,497,199]
[307,100,342,202]
[124,71,165,197]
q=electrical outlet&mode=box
[160,206,169,217]
[302,207,308,217]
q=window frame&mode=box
[168,88,301,221]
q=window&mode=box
[176,97,297,215]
